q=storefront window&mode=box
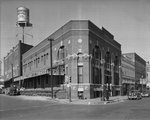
[45,75,48,84]
[38,77,40,85]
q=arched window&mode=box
[114,56,119,66]
[105,51,111,84]
[92,46,101,84]
[77,53,83,83]
[57,46,67,60]
[114,56,119,85]
[57,46,67,86]
[105,52,111,68]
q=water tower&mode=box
[16,7,33,43]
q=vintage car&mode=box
[128,90,142,100]
[8,85,20,96]
[141,91,150,97]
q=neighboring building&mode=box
[16,20,121,99]
[123,53,146,91]
[121,54,135,95]
[0,61,2,77]
[0,61,4,88]
[146,63,150,89]
[4,40,33,88]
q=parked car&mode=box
[128,90,142,100]
[141,91,150,97]
[9,85,20,96]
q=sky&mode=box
[0,0,150,63]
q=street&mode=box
[0,94,150,120]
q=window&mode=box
[45,75,48,84]
[58,46,65,60]
[38,57,40,63]
[46,53,49,59]
[41,56,43,61]
[38,77,40,85]
[105,52,111,71]
[31,80,33,87]
[36,58,38,68]
[44,54,46,65]
[78,66,83,83]
[65,66,68,76]
[92,46,101,84]
[34,59,36,65]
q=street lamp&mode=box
[48,38,54,98]
[11,64,14,85]
[101,59,105,101]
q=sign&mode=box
[122,79,135,84]
[78,88,84,91]
[94,88,101,91]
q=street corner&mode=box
[104,98,125,105]
[50,97,126,105]
[67,99,105,105]
[52,98,71,104]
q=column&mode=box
[111,63,114,96]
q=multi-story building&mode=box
[123,53,146,91]
[121,54,135,95]
[4,40,33,88]
[146,63,150,89]
[0,61,2,79]
[0,61,4,88]
[16,20,121,99]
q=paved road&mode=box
[0,94,150,120]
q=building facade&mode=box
[0,61,2,79]
[16,20,121,99]
[4,40,33,88]
[121,54,135,95]
[146,63,150,89]
[123,53,146,91]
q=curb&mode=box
[15,95,126,105]
[52,98,125,105]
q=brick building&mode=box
[146,63,150,89]
[4,40,33,88]
[17,20,121,99]
[123,53,146,91]
[121,54,135,95]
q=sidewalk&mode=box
[54,96,127,105]
[16,95,127,105]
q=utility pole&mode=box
[22,26,25,43]
[141,75,143,93]
[48,38,54,98]
[69,76,72,102]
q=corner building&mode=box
[21,20,122,99]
